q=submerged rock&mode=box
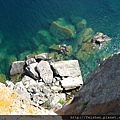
[50,18,76,40]
[70,16,87,32]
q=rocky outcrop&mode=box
[7,53,83,113]
[57,52,120,115]
[91,32,111,45]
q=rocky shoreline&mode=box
[1,51,120,116]
[1,52,83,115]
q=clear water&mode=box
[0,0,120,80]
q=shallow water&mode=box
[0,0,120,80]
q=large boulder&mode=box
[51,60,81,77]
[91,32,111,45]
[50,18,76,40]
[37,60,53,84]
[57,52,120,115]
[10,61,25,76]
[61,76,83,90]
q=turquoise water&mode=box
[0,0,120,80]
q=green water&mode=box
[0,0,120,82]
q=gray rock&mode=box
[10,61,25,76]
[55,81,60,86]
[42,86,52,98]
[91,32,111,45]
[25,63,39,80]
[25,58,36,66]
[32,92,47,105]
[5,80,14,89]
[22,75,37,89]
[51,86,63,92]
[37,60,53,84]
[13,81,30,100]
[51,60,82,77]
[61,76,83,90]
[35,53,49,61]
[57,52,120,115]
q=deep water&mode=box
[0,0,120,80]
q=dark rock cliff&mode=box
[57,52,120,115]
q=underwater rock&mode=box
[91,32,111,45]
[36,30,53,46]
[71,16,87,32]
[37,60,53,84]
[50,18,76,40]
[76,28,95,48]
[51,60,81,77]
[76,42,98,61]
[10,61,25,76]
[76,19,87,32]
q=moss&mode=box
[58,99,66,105]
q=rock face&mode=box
[6,53,83,113]
[57,52,120,115]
